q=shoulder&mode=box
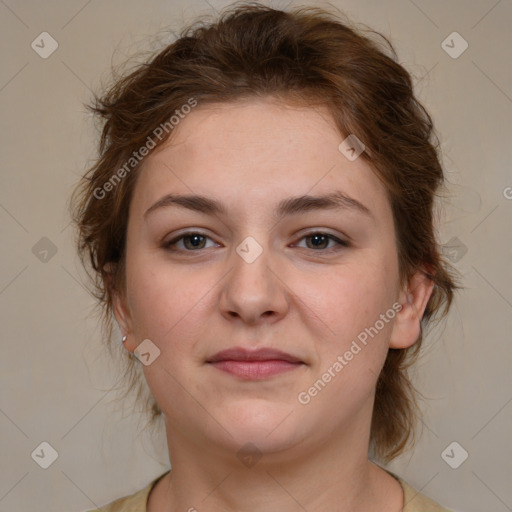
[83,471,170,512]
[393,474,453,512]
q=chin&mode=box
[215,399,304,453]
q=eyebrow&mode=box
[143,191,373,221]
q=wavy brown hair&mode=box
[71,2,458,464]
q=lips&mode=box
[207,347,302,364]
[206,347,304,380]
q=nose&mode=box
[218,237,290,326]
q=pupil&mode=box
[186,234,204,249]
[310,234,327,249]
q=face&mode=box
[115,98,427,459]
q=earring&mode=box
[121,335,127,344]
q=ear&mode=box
[106,266,136,352]
[389,269,435,349]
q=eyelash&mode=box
[163,231,349,254]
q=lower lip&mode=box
[209,360,302,379]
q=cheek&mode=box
[125,253,217,361]
[302,260,398,340]
[124,257,210,407]
[127,265,177,336]
[298,264,399,412]
[125,253,180,334]
[299,254,400,397]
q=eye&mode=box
[163,230,349,254]
[163,231,218,252]
[293,231,349,252]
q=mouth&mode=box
[206,347,305,380]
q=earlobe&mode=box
[389,270,435,350]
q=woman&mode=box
[72,3,457,511]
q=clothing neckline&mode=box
[138,467,449,511]
[143,468,408,509]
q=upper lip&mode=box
[207,347,303,364]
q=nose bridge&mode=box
[232,233,274,298]
[219,233,288,322]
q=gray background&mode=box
[1,1,511,511]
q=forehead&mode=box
[131,97,390,219]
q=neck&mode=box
[149,418,403,512]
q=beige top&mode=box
[86,469,452,511]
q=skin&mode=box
[113,97,434,512]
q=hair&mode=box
[71,2,459,464]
